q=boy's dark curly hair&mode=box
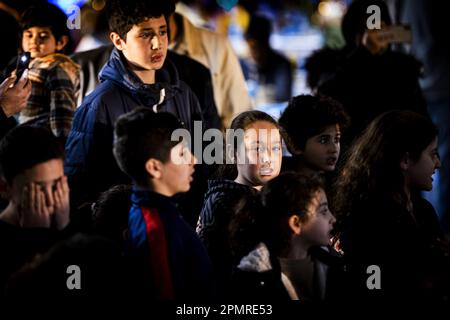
[113,107,183,187]
[279,94,349,155]
[107,0,175,40]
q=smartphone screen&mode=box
[14,52,31,85]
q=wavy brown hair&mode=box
[332,110,438,232]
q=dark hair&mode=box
[20,3,70,45]
[0,125,64,185]
[332,110,438,227]
[113,107,183,186]
[279,94,349,155]
[92,184,132,244]
[107,0,175,40]
[341,0,392,47]
[217,110,282,180]
[229,172,325,259]
[245,14,271,44]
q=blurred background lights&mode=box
[318,1,345,20]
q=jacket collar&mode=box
[131,186,177,213]
[99,48,181,105]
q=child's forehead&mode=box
[314,124,341,136]
[244,129,281,143]
[244,121,280,134]
[23,26,53,33]
[14,159,64,183]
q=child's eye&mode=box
[140,32,152,39]
[257,146,268,153]
[159,30,167,36]
[272,145,281,152]
[319,136,329,144]
[39,33,49,39]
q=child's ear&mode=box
[400,152,411,171]
[110,32,125,51]
[288,214,302,235]
[55,35,69,52]
[145,158,163,179]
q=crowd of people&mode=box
[0,0,449,305]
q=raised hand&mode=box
[19,182,52,228]
[0,71,32,117]
[52,176,70,230]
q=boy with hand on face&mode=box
[0,125,70,293]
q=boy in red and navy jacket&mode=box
[113,107,213,300]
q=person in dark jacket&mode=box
[71,44,221,227]
[113,107,213,301]
[64,0,204,210]
[197,178,257,294]
[317,0,428,145]
[71,44,221,131]
[241,14,293,107]
[229,173,345,302]
[196,110,283,297]
[394,0,450,234]
[0,126,71,294]
[333,110,450,302]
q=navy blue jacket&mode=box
[127,188,213,300]
[197,180,256,295]
[65,48,203,208]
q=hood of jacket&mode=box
[237,242,273,273]
[204,179,256,201]
[98,48,182,108]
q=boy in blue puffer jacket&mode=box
[64,0,203,211]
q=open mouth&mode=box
[151,54,163,63]
[260,168,273,176]
[326,157,337,166]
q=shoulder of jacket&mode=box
[77,82,121,115]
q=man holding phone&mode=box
[362,24,412,55]
[0,71,32,139]
[318,0,428,145]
